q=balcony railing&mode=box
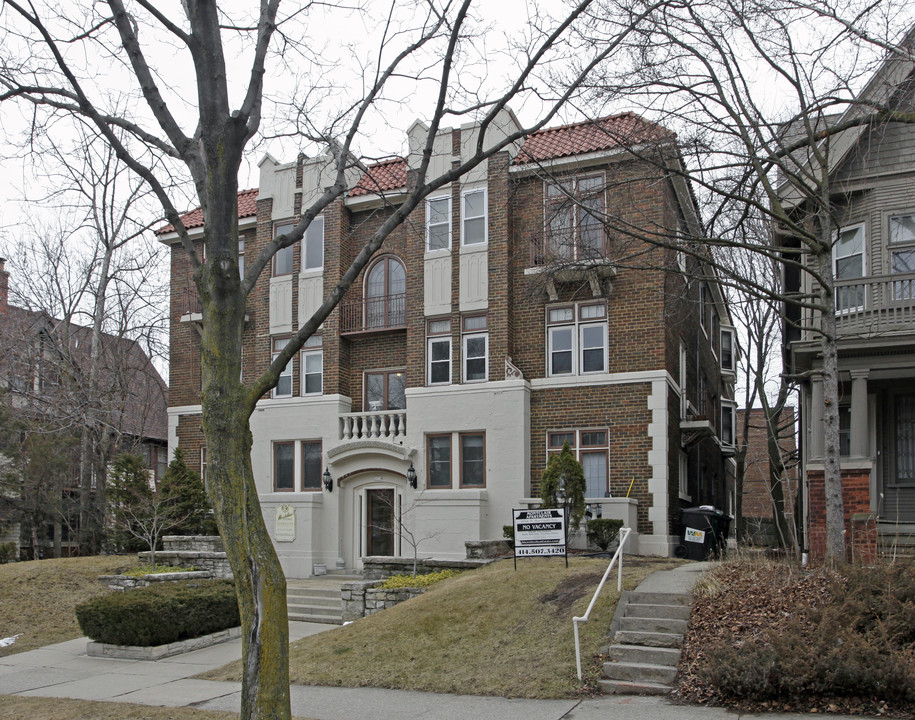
[339,410,407,441]
[829,273,915,336]
[338,293,406,334]
[179,287,201,317]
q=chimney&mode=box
[0,257,8,313]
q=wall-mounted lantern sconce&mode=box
[322,467,333,492]
[406,462,417,489]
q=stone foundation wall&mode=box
[465,540,511,559]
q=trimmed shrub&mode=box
[586,519,624,552]
[75,580,239,646]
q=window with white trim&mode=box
[273,222,295,276]
[426,319,451,385]
[721,401,737,447]
[200,446,207,484]
[546,302,607,376]
[547,429,610,498]
[300,334,323,396]
[426,196,451,251]
[834,223,865,312]
[303,216,324,270]
[462,188,487,246]
[720,326,736,375]
[272,337,293,398]
[238,239,245,279]
[462,314,488,382]
[889,214,915,300]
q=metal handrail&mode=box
[572,526,632,681]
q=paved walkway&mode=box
[0,563,881,719]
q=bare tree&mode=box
[0,2,664,716]
[2,130,167,554]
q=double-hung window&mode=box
[426,196,451,251]
[720,326,737,376]
[462,314,488,382]
[460,433,486,487]
[272,337,293,398]
[301,440,322,490]
[834,223,866,312]
[546,302,607,376]
[300,334,323,396]
[427,434,452,488]
[462,188,487,246]
[303,216,324,271]
[542,173,605,263]
[720,401,737,447]
[426,319,452,385]
[890,214,915,300]
[547,429,610,498]
[273,441,295,491]
[273,222,295,276]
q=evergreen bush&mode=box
[75,579,239,646]
[586,518,623,551]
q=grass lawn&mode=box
[0,555,138,656]
[201,556,682,698]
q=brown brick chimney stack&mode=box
[0,257,9,313]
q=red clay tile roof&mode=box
[156,188,259,234]
[156,115,672,222]
[513,112,675,164]
[348,158,408,197]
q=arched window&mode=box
[365,256,406,329]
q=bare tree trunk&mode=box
[817,247,845,562]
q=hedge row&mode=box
[76,579,239,646]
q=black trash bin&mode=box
[675,506,730,560]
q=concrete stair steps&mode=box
[287,594,340,608]
[613,630,683,648]
[607,644,681,666]
[619,616,688,635]
[287,587,341,599]
[599,679,672,695]
[603,660,678,685]
[627,591,690,606]
[287,601,342,615]
[288,612,344,625]
[624,603,690,620]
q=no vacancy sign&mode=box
[512,508,566,563]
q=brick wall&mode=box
[806,468,875,562]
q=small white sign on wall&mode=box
[275,504,296,542]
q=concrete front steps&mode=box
[286,576,359,625]
[600,590,691,696]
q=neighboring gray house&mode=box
[783,29,915,559]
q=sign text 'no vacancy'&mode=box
[512,508,567,568]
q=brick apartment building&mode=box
[160,110,737,577]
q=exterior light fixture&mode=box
[406,462,417,489]
[323,467,333,492]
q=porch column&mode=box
[849,370,869,459]
[810,377,824,460]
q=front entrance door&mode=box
[366,488,395,556]
[883,392,915,522]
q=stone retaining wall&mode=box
[87,626,241,660]
[162,535,224,553]
[341,580,425,622]
[361,556,489,580]
[465,540,511,559]
[99,570,215,591]
[137,550,233,578]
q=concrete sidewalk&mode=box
[0,564,881,719]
